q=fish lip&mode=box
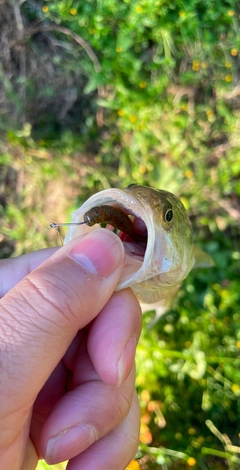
[64,187,156,290]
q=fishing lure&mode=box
[50,204,147,242]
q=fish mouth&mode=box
[107,210,148,262]
[64,188,156,290]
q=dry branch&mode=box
[11,24,101,73]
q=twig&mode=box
[12,0,26,123]
[202,189,240,222]
[15,24,101,73]
[205,420,235,470]
[224,83,240,100]
[213,197,240,221]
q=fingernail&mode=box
[45,424,97,464]
[117,336,137,387]
[70,229,124,278]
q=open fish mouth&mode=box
[108,210,148,260]
[64,187,157,290]
[63,184,195,307]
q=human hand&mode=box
[0,229,142,470]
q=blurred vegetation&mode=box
[0,0,240,469]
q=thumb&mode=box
[0,229,124,409]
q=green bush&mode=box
[0,1,240,469]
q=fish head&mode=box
[123,184,194,285]
[64,184,194,295]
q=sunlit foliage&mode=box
[0,1,240,469]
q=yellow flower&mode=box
[192,60,199,71]
[231,48,238,56]
[227,10,235,16]
[236,340,240,348]
[225,75,232,82]
[70,8,77,15]
[201,62,208,69]
[116,46,123,53]
[139,81,147,88]
[141,389,150,403]
[188,427,196,435]
[141,412,150,424]
[185,340,192,347]
[42,6,48,13]
[140,423,152,444]
[225,61,232,68]
[232,384,240,394]
[129,115,137,123]
[181,103,188,111]
[206,109,214,117]
[118,109,125,116]
[125,460,140,470]
[187,457,197,466]
[139,164,147,174]
[185,170,193,178]
[136,5,143,13]
[179,11,186,17]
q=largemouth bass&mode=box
[64,184,195,317]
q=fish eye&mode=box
[164,208,173,222]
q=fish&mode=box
[63,184,203,320]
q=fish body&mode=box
[64,184,194,316]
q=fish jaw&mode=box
[64,186,194,302]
